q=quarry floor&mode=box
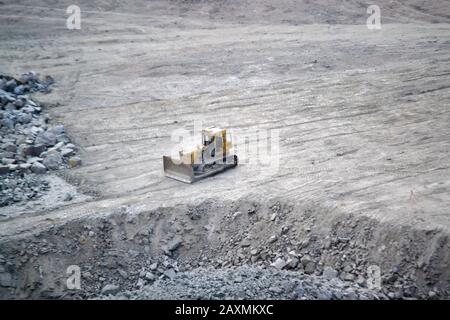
[0,1,449,299]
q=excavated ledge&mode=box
[0,197,448,299]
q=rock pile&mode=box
[80,247,183,298]
[103,265,386,300]
[0,172,50,207]
[0,72,80,206]
[0,72,54,95]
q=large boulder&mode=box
[43,152,63,170]
[35,131,57,147]
[30,162,46,174]
[101,284,120,295]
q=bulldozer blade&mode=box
[163,155,238,184]
[163,156,195,183]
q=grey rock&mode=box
[269,286,283,294]
[342,272,356,281]
[43,153,62,170]
[0,151,15,159]
[18,145,34,157]
[294,284,306,298]
[317,290,333,300]
[403,285,417,297]
[128,249,140,258]
[118,269,128,278]
[68,156,82,168]
[63,193,73,201]
[343,289,358,300]
[323,266,338,280]
[101,284,120,295]
[5,79,17,92]
[304,262,316,274]
[241,239,251,247]
[393,290,403,299]
[35,131,57,146]
[13,99,24,108]
[26,157,43,164]
[17,112,32,124]
[271,258,287,270]
[4,143,16,153]
[343,264,354,273]
[356,276,366,287]
[287,257,299,269]
[18,163,31,172]
[66,143,77,150]
[0,273,13,287]
[4,102,15,111]
[1,118,14,129]
[300,255,313,266]
[32,144,46,157]
[56,134,70,144]
[30,126,44,136]
[0,165,9,174]
[30,162,46,174]
[149,263,158,271]
[136,278,145,288]
[145,272,156,281]
[167,238,183,252]
[51,141,65,151]
[48,125,65,135]
[19,71,37,83]
[1,158,15,165]
[60,148,75,158]
[22,105,35,113]
[164,268,176,280]
[13,85,25,95]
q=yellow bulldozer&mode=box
[163,127,238,183]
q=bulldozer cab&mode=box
[201,127,227,156]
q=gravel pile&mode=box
[0,171,50,207]
[1,72,54,95]
[0,72,81,206]
[103,265,386,300]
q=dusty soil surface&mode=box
[0,0,449,299]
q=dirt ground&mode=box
[0,0,449,299]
